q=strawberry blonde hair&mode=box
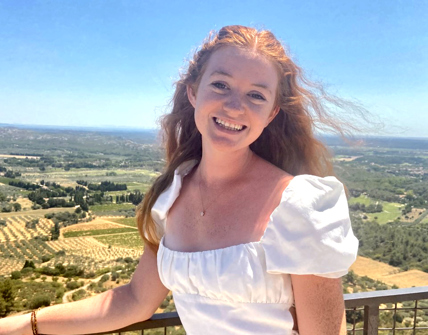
[137,25,363,248]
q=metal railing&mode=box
[345,286,428,334]
[93,286,428,335]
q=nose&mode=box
[223,92,245,114]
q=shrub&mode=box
[110,272,119,281]
[84,271,96,279]
[29,295,51,309]
[72,289,87,301]
[66,281,82,290]
[23,260,35,269]
[40,267,60,277]
[41,255,52,263]
[20,267,34,276]
[63,265,84,278]
[100,274,110,283]
[11,271,21,280]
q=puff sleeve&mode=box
[261,175,358,278]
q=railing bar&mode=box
[352,306,357,335]
[413,299,418,335]
[392,302,397,335]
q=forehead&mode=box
[203,46,278,86]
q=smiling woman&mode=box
[0,25,358,335]
[188,46,280,154]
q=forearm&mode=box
[17,284,148,335]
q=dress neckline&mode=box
[160,170,304,255]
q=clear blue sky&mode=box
[0,0,427,137]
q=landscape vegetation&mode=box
[0,125,427,334]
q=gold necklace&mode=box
[197,154,253,217]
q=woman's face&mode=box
[187,46,279,154]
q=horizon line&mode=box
[0,123,427,140]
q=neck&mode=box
[198,146,254,187]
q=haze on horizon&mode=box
[0,1,427,138]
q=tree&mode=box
[0,279,15,316]
[12,202,21,212]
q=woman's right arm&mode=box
[0,244,169,335]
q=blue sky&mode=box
[0,0,427,137]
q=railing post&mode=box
[364,304,379,335]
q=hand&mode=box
[0,313,32,335]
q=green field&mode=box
[63,227,136,238]
[366,202,402,225]
[89,203,135,213]
[349,195,376,206]
[0,177,16,184]
[421,215,428,225]
[94,232,143,250]
[108,217,137,227]
[349,195,403,225]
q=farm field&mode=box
[108,217,137,227]
[61,218,133,232]
[94,232,143,250]
[21,168,158,187]
[63,227,136,238]
[0,212,143,275]
[0,207,75,219]
[89,203,135,216]
[350,256,428,288]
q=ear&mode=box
[265,106,280,127]
[187,85,197,108]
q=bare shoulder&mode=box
[252,155,294,190]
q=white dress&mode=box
[152,160,358,335]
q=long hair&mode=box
[138,25,362,248]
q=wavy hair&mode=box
[137,25,363,248]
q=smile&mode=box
[213,117,246,132]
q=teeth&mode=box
[215,118,244,131]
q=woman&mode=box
[0,25,358,335]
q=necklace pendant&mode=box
[200,211,205,217]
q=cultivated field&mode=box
[0,212,143,276]
[351,256,428,288]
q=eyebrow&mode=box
[209,70,272,94]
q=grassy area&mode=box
[126,182,150,192]
[349,195,375,206]
[366,202,403,225]
[0,176,15,184]
[421,215,428,224]
[89,203,135,213]
[63,227,136,238]
[94,232,143,249]
[108,217,137,227]
[350,195,403,225]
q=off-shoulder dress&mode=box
[151,160,358,335]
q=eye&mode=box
[248,92,266,101]
[211,82,228,90]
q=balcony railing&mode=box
[89,286,428,335]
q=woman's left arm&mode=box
[291,274,347,335]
